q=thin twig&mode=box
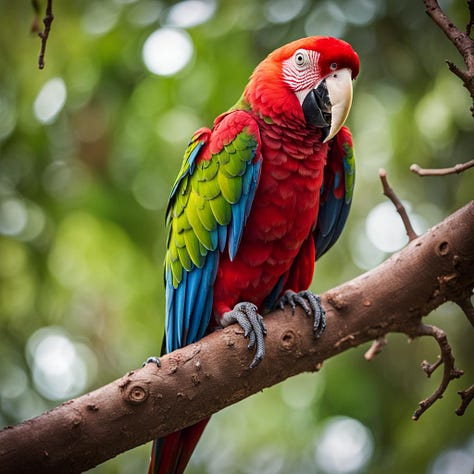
[36,0,54,70]
[423,0,474,115]
[456,384,474,415]
[364,337,387,361]
[379,168,418,242]
[410,159,474,176]
[421,356,443,377]
[408,323,464,420]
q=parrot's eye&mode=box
[294,49,309,69]
[330,62,338,71]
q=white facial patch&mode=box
[282,49,320,92]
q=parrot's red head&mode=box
[245,36,360,141]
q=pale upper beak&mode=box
[300,68,353,142]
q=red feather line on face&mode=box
[282,50,320,92]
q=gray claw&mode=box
[278,290,326,338]
[222,302,267,368]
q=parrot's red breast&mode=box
[213,120,327,316]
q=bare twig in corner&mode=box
[408,323,464,420]
[32,0,54,69]
[364,337,387,361]
[456,384,474,415]
[379,168,418,241]
[410,159,474,176]
[423,0,474,116]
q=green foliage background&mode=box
[0,0,473,473]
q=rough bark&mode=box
[0,201,473,473]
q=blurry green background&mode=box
[0,0,473,473]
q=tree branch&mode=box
[407,323,464,420]
[423,0,474,115]
[379,168,418,241]
[31,0,54,69]
[0,201,473,474]
[456,384,474,415]
[410,159,474,176]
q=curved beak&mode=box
[301,68,353,143]
[323,68,353,142]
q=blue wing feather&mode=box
[315,128,355,259]
[218,224,227,252]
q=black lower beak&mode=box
[302,80,332,140]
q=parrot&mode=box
[148,35,360,474]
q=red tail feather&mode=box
[148,418,210,474]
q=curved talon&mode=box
[278,290,326,338]
[222,302,267,368]
[143,356,161,368]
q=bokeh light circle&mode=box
[26,327,96,401]
[315,416,374,474]
[33,78,67,124]
[142,28,194,76]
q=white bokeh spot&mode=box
[365,201,426,253]
[33,78,67,124]
[26,327,96,401]
[142,28,194,76]
[165,0,216,28]
[315,416,374,474]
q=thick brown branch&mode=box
[379,168,418,241]
[410,159,474,176]
[407,323,464,420]
[0,201,473,473]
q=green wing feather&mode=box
[165,122,260,289]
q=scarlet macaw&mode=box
[149,35,360,474]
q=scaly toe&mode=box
[222,302,267,368]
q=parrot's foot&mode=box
[222,302,267,369]
[278,290,326,338]
[142,356,161,368]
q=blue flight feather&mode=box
[229,199,245,261]
[174,271,187,349]
[184,265,202,340]
[218,224,227,252]
[186,254,215,343]
[245,161,261,221]
[314,134,355,259]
